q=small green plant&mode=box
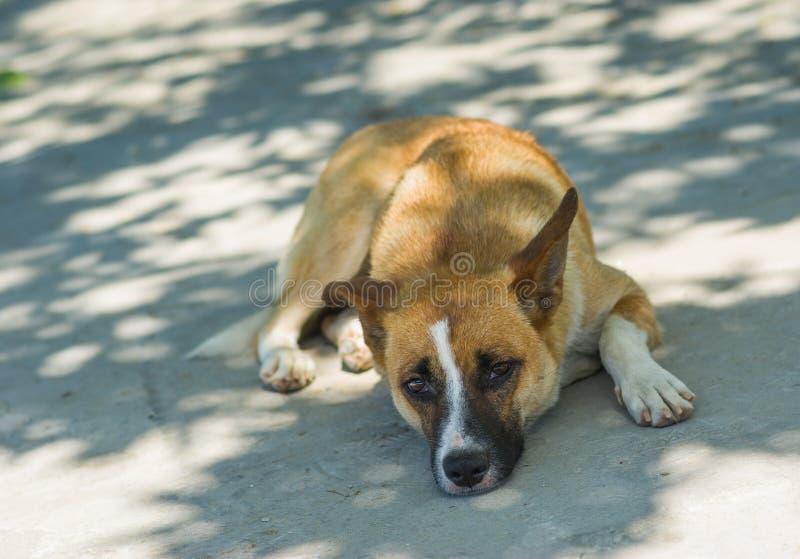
[0,69,29,92]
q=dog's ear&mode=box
[509,188,578,321]
[322,277,396,354]
[322,277,397,309]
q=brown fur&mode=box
[228,116,695,493]
[272,116,655,414]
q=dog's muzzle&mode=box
[442,449,490,488]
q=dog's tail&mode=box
[185,309,271,360]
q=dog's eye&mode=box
[489,361,514,380]
[405,377,429,395]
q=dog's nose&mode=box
[443,450,489,488]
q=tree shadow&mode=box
[102,285,799,558]
[1,0,799,556]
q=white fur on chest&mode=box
[558,273,603,386]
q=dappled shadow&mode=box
[1,0,799,557]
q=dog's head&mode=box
[324,189,578,495]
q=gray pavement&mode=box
[1,0,799,557]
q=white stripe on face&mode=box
[430,319,471,457]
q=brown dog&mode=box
[191,117,695,495]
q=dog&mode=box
[191,116,695,495]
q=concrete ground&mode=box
[1,0,799,557]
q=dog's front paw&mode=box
[615,365,695,427]
[259,347,316,393]
[337,324,373,372]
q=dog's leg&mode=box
[599,289,695,427]
[256,270,318,392]
[321,309,374,372]
[257,233,369,392]
[255,121,427,390]
[257,203,378,391]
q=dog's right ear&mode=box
[322,277,397,309]
[323,277,396,355]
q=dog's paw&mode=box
[338,330,374,372]
[339,338,373,373]
[614,364,695,427]
[259,347,316,393]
